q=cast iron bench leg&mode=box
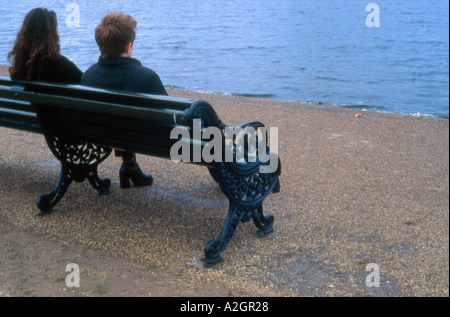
[203,203,241,267]
[37,165,72,215]
[252,205,274,237]
[87,166,112,195]
[36,163,111,215]
[203,203,274,266]
[36,129,112,215]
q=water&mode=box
[0,0,448,118]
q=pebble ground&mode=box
[0,66,448,296]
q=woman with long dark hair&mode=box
[8,8,82,83]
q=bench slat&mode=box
[0,87,188,126]
[0,98,36,113]
[0,76,194,111]
[56,107,186,134]
[0,120,42,133]
[0,106,42,133]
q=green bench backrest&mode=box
[0,76,201,159]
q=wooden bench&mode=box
[0,76,281,266]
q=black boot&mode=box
[119,151,153,188]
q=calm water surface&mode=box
[0,0,448,117]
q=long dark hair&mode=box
[8,8,61,80]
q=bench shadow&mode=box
[0,160,231,236]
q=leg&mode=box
[208,166,220,183]
[119,151,153,188]
[37,165,72,215]
[203,204,241,267]
[273,178,280,193]
[87,166,111,195]
[252,204,274,237]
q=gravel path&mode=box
[1,67,448,296]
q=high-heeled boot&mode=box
[119,151,153,188]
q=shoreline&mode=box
[165,84,449,119]
[1,64,448,119]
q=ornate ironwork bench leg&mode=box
[203,204,241,267]
[252,205,274,237]
[35,104,113,215]
[37,165,72,215]
[87,166,112,195]
[183,100,281,266]
[36,162,111,215]
[203,203,275,266]
[200,151,280,266]
[34,132,112,215]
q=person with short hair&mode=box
[82,12,167,95]
[82,12,168,188]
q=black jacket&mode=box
[11,55,82,84]
[44,55,82,84]
[81,57,168,95]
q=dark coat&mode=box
[43,55,82,84]
[11,55,82,84]
[81,57,168,95]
